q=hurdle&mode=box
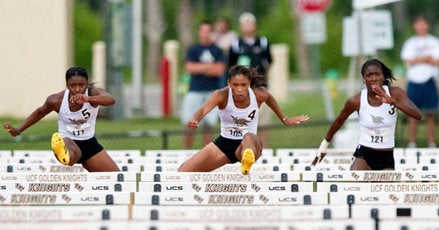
[140,171,301,182]
[0,192,132,205]
[13,149,142,158]
[381,219,439,229]
[11,149,147,165]
[142,163,295,172]
[0,181,137,192]
[107,149,142,158]
[404,148,439,157]
[330,192,439,205]
[12,150,53,158]
[281,155,354,165]
[395,164,439,171]
[350,205,439,219]
[0,172,137,182]
[138,182,314,193]
[317,182,439,193]
[0,163,142,173]
[302,170,439,182]
[144,149,276,165]
[276,148,355,157]
[132,205,350,221]
[134,192,327,205]
[0,222,132,229]
[0,164,87,173]
[145,149,199,157]
[0,150,12,158]
[133,220,375,230]
[0,205,130,222]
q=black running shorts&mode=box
[73,136,104,163]
[353,144,394,170]
[213,135,241,163]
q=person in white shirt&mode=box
[3,67,120,172]
[401,15,439,148]
[178,65,309,175]
[312,59,421,170]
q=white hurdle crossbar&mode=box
[134,192,327,205]
[0,192,132,205]
[140,171,300,182]
[138,182,314,193]
[303,170,439,182]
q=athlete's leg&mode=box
[236,133,263,175]
[201,124,214,147]
[407,117,418,147]
[183,128,196,149]
[51,133,81,166]
[178,142,231,172]
[350,158,371,170]
[81,150,120,172]
[425,114,436,147]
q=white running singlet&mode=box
[58,89,99,140]
[358,86,397,149]
[219,87,259,140]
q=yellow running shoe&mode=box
[241,148,255,175]
[51,132,70,165]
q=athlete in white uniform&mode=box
[58,89,98,140]
[3,67,120,172]
[358,85,397,149]
[312,59,421,170]
[178,65,309,175]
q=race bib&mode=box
[365,128,390,144]
[226,125,248,138]
[66,122,91,136]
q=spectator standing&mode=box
[181,21,226,149]
[211,16,238,87]
[212,16,238,56]
[229,12,272,147]
[401,15,439,148]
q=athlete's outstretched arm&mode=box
[3,93,59,136]
[186,89,225,130]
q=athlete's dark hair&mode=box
[65,67,88,82]
[228,65,266,88]
[361,59,395,86]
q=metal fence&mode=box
[1,118,430,152]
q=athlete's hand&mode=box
[311,139,329,166]
[186,120,199,130]
[69,94,89,104]
[283,115,310,125]
[3,122,21,137]
[371,85,391,104]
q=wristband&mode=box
[317,139,330,157]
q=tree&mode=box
[177,0,194,54]
[144,0,166,80]
[290,0,311,78]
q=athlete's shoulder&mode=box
[45,90,64,110]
